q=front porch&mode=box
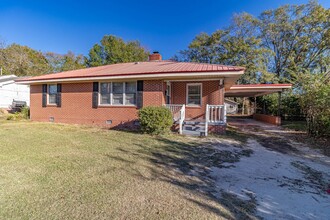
[162,82,292,136]
[163,79,227,136]
[165,104,226,136]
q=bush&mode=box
[299,73,330,137]
[6,114,15,120]
[6,107,30,121]
[20,106,30,119]
[138,106,173,135]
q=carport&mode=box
[225,84,292,125]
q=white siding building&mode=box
[224,99,238,114]
[0,75,30,108]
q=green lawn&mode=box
[0,120,238,219]
[282,120,307,132]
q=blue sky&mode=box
[1,0,329,59]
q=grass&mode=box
[282,120,307,132]
[0,119,252,219]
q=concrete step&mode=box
[183,120,206,125]
[183,125,205,131]
[182,129,203,136]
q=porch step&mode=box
[182,121,206,137]
[183,121,206,125]
[182,129,203,136]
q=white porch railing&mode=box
[205,104,226,136]
[165,104,185,134]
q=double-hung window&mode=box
[100,83,111,104]
[48,84,57,105]
[125,82,136,105]
[187,83,202,106]
[99,82,136,106]
[112,82,124,105]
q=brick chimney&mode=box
[149,51,162,61]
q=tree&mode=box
[85,35,149,67]
[0,44,49,76]
[44,51,85,73]
[180,1,330,85]
[259,0,330,83]
[180,13,272,84]
[299,70,330,137]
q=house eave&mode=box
[15,71,244,85]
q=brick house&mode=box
[16,52,291,135]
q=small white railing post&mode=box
[205,104,209,136]
[206,104,226,125]
[223,104,227,124]
[165,104,185,134]
[179,104,185,135]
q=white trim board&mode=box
[16,71,244,85]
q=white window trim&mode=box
[186,83,202,107]
[47,84,57,105]
[98,81,137,106]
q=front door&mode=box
[165,82,171,104]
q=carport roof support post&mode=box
[278,91,282,117]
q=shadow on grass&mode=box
[107,134,259,220]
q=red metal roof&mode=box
[231,84,292,88]
[17,61,245,82]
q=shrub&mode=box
[20,106,30,119]
[138,106,173,135]
[6,114,15,120]
[299,73,330,137]
[6,107,30,121]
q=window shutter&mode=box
[92,82,99,108]
[136,80,143,109]
[42,84,47,107]
[56,84,62,107]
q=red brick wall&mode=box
[29,80,224,128]
[30,83,139,128]
[208,125,226,134]
[142,80,165,106]
[253,114,281,126]
[171,80,224,120]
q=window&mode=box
[112,82,124,105]
[100,83,111,104]
[48,84,57,104]
[99,82,136,106]
[125,82,136,105]
[187,84,201,106]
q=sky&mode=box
[1,0,329,59]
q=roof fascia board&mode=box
[16,71,244,84]
[230,85,292,90]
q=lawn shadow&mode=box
[107,134,259,219]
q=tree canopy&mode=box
[0,44,49,76]
[0,42,85,76]
[86,35,149,67]
[179,0,330,86]
[45,51,85,73]
[0,35,148,76]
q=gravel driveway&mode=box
[196,119,330,219]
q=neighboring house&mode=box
[16,52,291,135]
[0,75,30,109]
[225,99,238,114]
